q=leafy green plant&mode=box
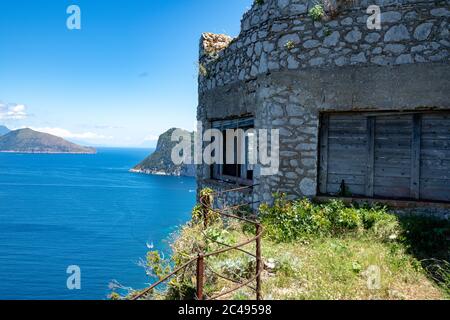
[424,260,450,297]
[199,63,208,77]
[284,40,296,50]
[200,187,214,198]
[254,0,264,5]
[192,188,220,225]
[215,256,256,281]
[309,4,325,21]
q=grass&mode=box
[259,236,443,300]
[121,196,450,300]
[203,222,446,300]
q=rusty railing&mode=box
[132,185,263,301]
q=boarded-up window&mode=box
[319,112,450,203]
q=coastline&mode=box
[0,150,97,154]
[129,168,179,176]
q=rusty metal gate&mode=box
[132,185,263,300]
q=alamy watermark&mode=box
[365,265,381,290]
[66,5,81,30]
[66,265,81,290]
[171,122,280,176]
[367,5,381,30]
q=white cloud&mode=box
[143,134,159,141]
[0,103,28,120]
[30,127,113,140]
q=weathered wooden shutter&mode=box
[319,111,450,203]
[420,113,450,202]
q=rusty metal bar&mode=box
[200,195,211,229]
[133,184,265,301]
[256,224,262,301]
[211,185,259,195]
[132,257,197,300]
[199,197,261,225]
[203,230,261,258]
[201,230,257,258]
[209,270,262,300]
[196,253,205,300]
[205,264,256,292]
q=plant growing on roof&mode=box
[199,63,208,78]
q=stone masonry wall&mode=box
[197,0,450,206]
[199,0,449,92]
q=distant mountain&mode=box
[131,128,195,177]
[0,128,96,154]
[0,125,10,136]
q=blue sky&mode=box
[0,0,253,147]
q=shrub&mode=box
[214,256,256,281]
[399,216,450,257]
[424,260,450,297]
[259,194,401,243]
[309,4,325,21]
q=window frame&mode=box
[210,117,255,186]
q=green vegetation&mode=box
[284,40,296,50]
[309,4,325,21]
[117,193,449,300]
[259,194,400,243]
[199,63,209,78]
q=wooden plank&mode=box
[328,162,367,176]
[375,166,411,178]
[326,183,366,196]
[329,145,368,152]
[421,149,450,160]
[421,132,450,140]
[420,178,450,202]
[329,136,367,144]
[375,157,411,167]
[327,152,368,161]
[373,186,413,199]
[421,158,450,168]
[319,114,329,194]
[373,148,412,157]
[373,114,413,200]
[420,168,450,180]
[374,176,411,187]
[421,139,450,149]
[420,113,450,202]
[410,114,421,199]
[328,174,366,185]
[366,117,375,197]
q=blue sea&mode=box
[0,148,196,300]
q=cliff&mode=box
[131,128,195,177]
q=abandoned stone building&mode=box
[196,0,450,216]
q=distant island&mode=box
[0,128,96,154]
[0,125,10,136]
[131,128,195,177]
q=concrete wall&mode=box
[197,0,450,205]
